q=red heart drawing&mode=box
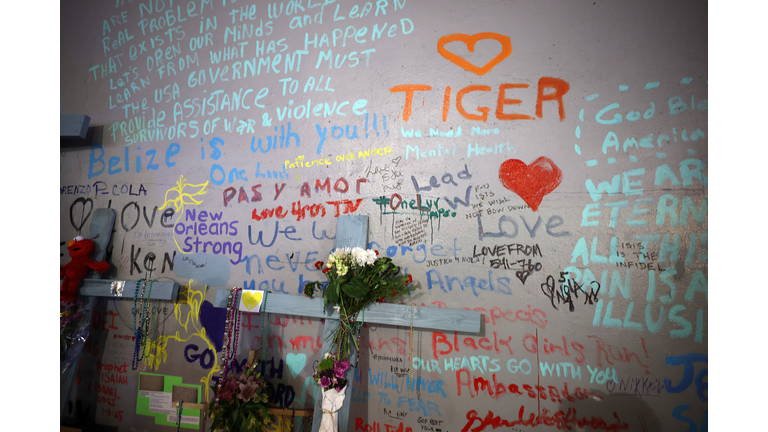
[499,157,563,211]
[437,33,512,76]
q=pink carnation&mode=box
[320,376,331,388]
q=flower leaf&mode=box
[342,276,370,298]
[325,281,339,304]
[212,411,223,427]
[318,357,334,370]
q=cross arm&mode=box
[79,278,180,301]
[213,290,482,334]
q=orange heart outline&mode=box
[437,32,512,76]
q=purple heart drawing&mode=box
[200,300,227,352]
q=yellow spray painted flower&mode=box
[150,281,221,402]
[159,175,209,254]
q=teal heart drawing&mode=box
[286,353,307,378]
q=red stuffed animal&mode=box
[60,236,111,302]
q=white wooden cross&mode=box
[213,215,482,432]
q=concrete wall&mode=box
[60,1,708,430]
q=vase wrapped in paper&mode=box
[314,353,350,432]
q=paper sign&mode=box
[149,392,174,414]
[239,289,265,312]
[167,414,200,426]
[172,385,199,403]
[137,373,202,429]
[139,374,164,391]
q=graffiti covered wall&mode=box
[60,0,707,430]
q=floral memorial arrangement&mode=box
[208,362,272,432]
[304,247,414,358]
[303,247,414,432]
[313,353,351,392]
[61,300,92,374]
